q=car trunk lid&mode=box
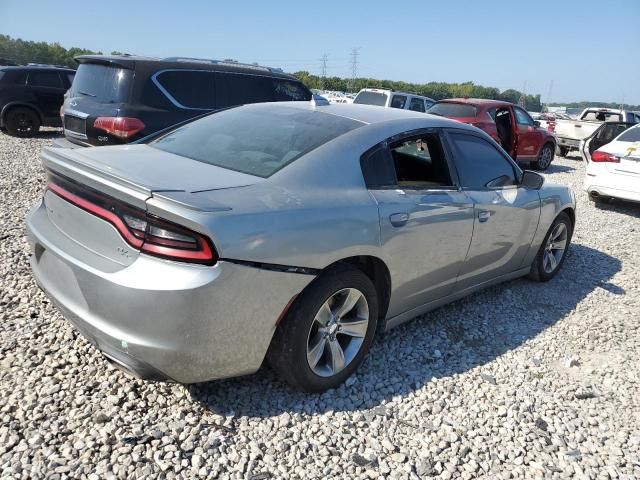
[607,142,640,176]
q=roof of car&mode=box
[275,101,472,128]
[0,65,75,72]
[74,55,299,80]
[438,98,514,107]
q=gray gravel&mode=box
[1,132,639,479]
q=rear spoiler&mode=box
[40,147,150,210]
[74,55,135,69]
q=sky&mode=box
[1,0,639,104]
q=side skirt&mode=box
[384,266,531,331]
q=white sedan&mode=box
[583,124,640,203]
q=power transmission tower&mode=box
[320,54,328,89]
[543,80,553,112]
[348,48,360,93]
[518,80,527,108]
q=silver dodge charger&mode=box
[26,102,575,392]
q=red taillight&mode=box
[47,180,216,265]
[591,150,620,163]
[93,117,145,139]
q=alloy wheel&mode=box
[538,146,553,169]
[16,113,35,135]
[543,222,568,273]
[306,288,369,377]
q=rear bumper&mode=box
[557,137,580,149]
[584,172,640,203]
[26,200,315,383]
[52,136,87,149]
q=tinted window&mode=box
[0,70,27,85]
[617,125,640,142]
[273,80,311,101]
[353,91,388,106]
[65,73,75,87]
[450,133,517,188]
[215,73,274,108]
[70,64,132,103]
[390,95,407,109]
[390,135,452,187]
[409,97,425,112]
[428,103,477,118]
[514,107,534,126]
[151,105,363,178]
[595,123,632,144]
[156,70,216,109]
[28,72,62,88]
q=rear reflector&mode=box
[47,177,216,265]
[93,117,145,139]
[591,150,620,163]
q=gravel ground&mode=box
[1,130,639,480]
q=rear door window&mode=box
[155,70,216,109]
[449,132,519,189]
[390,95,407,109]
[215,73,274,108]
[409,97,426,112]
[28,71,63,88]
[389,134,453,188]
[0,70,27,85]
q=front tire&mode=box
[267,264,378,392]
[5,107,41,137]
[533,143,554,170]
[528,212,572,282]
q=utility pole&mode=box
[518,80,527,108]
[320,53,328,90]
[544,80,553,112]
[349,47,360,93]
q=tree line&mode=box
[2,34,636,111]
[294,71,545,111]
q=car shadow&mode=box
[593,198,640,219]
[187,243,622,417]
[545,163,576,174]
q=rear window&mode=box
[151,105,363,178]
[69,63,132,103]
[354,91,388,107]
[617,126,640,142]
[155,70,216,109]
[582,111,622,122]
[428,103,478,118]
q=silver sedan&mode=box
[26,102,575,392]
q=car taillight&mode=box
[47,179,216,265]
[591,150,620,163]
[93,117,145,139]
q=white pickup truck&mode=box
[542,108,640,157]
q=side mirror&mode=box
[521,170,544,190]
[534,120,541,127]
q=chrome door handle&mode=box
[478,210,491,223]
[389,212,410,227]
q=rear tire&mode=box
[267,264,378,392]
[528,212,572,282]
[5,107,40,137]
[533,143,554,170]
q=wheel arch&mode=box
[1,102,45,126]
[329,255,392,329]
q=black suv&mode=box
[0,65,75,137]
[57,55,312,148]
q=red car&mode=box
[428,99,557,170]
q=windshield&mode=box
[69,63,132,103]
[151,105,363,178]
[428,103,478,118]
[354,91,389,107]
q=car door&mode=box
[361,130,475,316]
[26,71,66,122]
[581,122,636,163]
[444,130,540,289]
[513,106,543,159]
